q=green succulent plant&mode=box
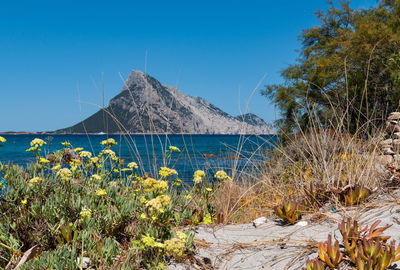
[273,199,303,224]
[318,234,343,268]
[340,185,371,206]
[303,258,326,270]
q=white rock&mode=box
[252,217,267,227]
[388,112,400,120]
[296,221,308,227]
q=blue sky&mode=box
[0,0,377,132]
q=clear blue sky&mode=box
[0,0,377,132]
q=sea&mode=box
[0,134,277,184]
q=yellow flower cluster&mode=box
[145,195,171,215]
[169,146,180,152]
[39,157,50,164]
[90,174,102,181]
[96,189,107,196]
[164,232,187,258]
[30,138,46,147]
[79,151,92,158]
[101,138,117,146]
[145,197,164,213]
[102,149,118,160]
[202,214,213,224]
[28,177,42,186]
[158,195,171,206]
[58,168,72,182]
[127,162,138,169]
[159,167,178,178]
[0,136,6,143]
[143,178,168,192]
[214,170,232,181]
[52,164,61,171]
[193,170,205,184]
[142,234,156,247]
[74,147,83,152]
[80,207,92,219]
[69,159,81,172]
[89,157,99,164]
[61,142,71,147]
[141,234,165,249]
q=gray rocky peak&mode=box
[57,70,273,134]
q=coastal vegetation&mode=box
[0,136,233,269]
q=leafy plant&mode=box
[339,185,371,206]
[318,234,343,268]
[303,258,326,270]
[274,199,303,224]
[307,218,400,269]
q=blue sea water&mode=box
[0,134,276,184]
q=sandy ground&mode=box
[169,191,400,270]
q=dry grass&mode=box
[213,121,390,224]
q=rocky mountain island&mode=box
[57,70,273,134]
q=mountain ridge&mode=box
[57,70,273,134]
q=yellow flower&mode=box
[206,188,212,192]
[30,138,46,147]
[140,213,147,220]
[101,138,117,146]
[57,168,72,182]
[0,136,6,143]
[157,262,166,269]
[26,145,39,152]
[169,146,180,152]
[176,231,187,242]
[127,162,138,169]
[89,157,99,164]
[74,147,83,152]
[158,195,171,206]
[70,158,81,166]
[96,189,107,196]
[203,214,212,225]
[28,177,42,186]
[102,149,116,157]
[79,151,92,158]
[52,164,61,171]
[164,237,186,258]
[141,234,156,247]
[159,167,178,178]
[61,142,71,147]
[157,180,168,191]
[145,197,164,213]
[144,177,157,190]
[80,207,92,219]
[193,176,202,184]
[39,157,50,164]
[184,194,192,200]
[214,170,232,181]
[21,199,27,205]
[90,174,102,181]
[194,170,205,177]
